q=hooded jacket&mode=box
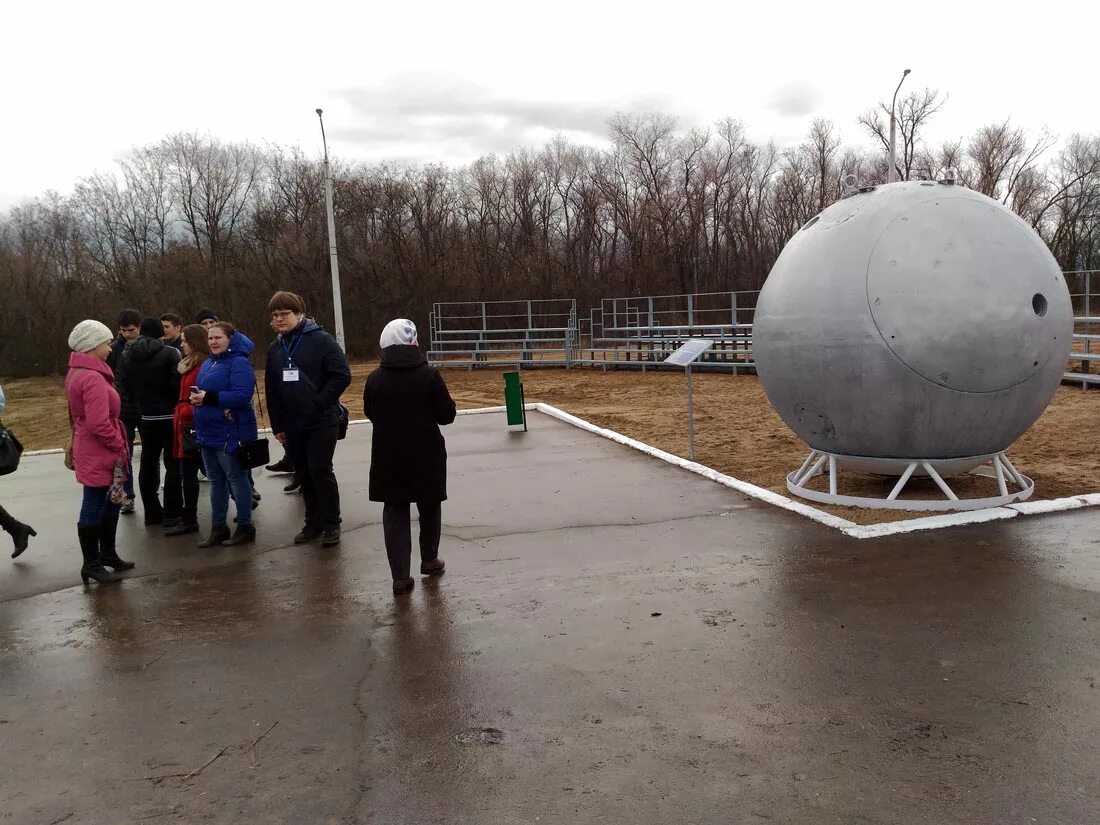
[193,331,258,454]
[65,352,129,488]
[265,319,351,435]
[363,344,457,503]
[125,336,181,421]
[107,336,141,426]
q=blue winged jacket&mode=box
[193,331,259,453]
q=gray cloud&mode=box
[766,81,820,118]
[334,74,683,159]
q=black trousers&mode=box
[123,421,137,498]
[383,501,442,580]
[285,425,340,529]
[138,419,182,520]
[0,504,18,532]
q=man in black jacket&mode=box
[265,291,351,546]
[107,308,142,514]
[160,313,184,351]
[125,317,183,527]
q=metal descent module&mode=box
[754,178,1073,510]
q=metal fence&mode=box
[1064,271,1100,387]
[577,291,758,372]
[428,272,1100,385]
[427,299,578,368]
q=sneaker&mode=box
[284,477,301,494]
[321,527,341,546]
[265,457,295,474]
[120,498,135,515]
[251,493,261,510]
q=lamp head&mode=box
[315,108,323,117]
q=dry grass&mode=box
[4,365,1098,526]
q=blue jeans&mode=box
[201,446,252,528]
[79,486,122,527]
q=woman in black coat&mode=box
[363,319,457,595]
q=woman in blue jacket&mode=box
[188,322,258,548]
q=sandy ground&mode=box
[3,365,1097,525]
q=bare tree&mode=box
[858,88,947,181]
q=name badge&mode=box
[283,369,300,382]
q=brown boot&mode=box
[393,578,415,595]
[420,559,445,576]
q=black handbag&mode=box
[181,426,199,456]
[237,437,270,470]
[337,403,349,440]
[234,384,269,470]
[0,420,23,476]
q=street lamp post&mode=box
[887,68,911,184]
[316,108,346,352]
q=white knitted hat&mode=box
[380,318,418,348]
[68,320,114,353]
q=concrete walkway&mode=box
[1,412,1099,823]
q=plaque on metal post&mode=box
[664,339,714,367]
[664,340,714,460]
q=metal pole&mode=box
[888,68,911,184]
[687,363,695,461]
[316,109,346,352]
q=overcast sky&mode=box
[2,0,1096,210]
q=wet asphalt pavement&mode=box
[2,412,1099,824]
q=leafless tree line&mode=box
[3,89,1100,376]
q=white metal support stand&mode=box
[786,450,1035,511]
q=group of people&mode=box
[8,290,457,595]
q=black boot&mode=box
[0,505,36,559]
[222,524,256,546]
[165,510,199,537]
[78,525,121,585]
[99,511,135,571]
[198,524,231,548]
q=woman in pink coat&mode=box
[65,320,135,585]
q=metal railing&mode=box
[578,291,758,372]
[429,272,1100,383]
[428,299,578,369]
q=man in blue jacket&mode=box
[264,291,352,546]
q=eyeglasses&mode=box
[271,311,294,320]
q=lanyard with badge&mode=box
[281,331,304,383]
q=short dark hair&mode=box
[118,309,141,328]
[160,313,184,328]
[267,291,307,315]
[139,317,164,338]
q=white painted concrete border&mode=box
[529,402,857,532]
[23,402,1100,538]
[527,402,1100,540]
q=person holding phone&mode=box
[190,322,258,547]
